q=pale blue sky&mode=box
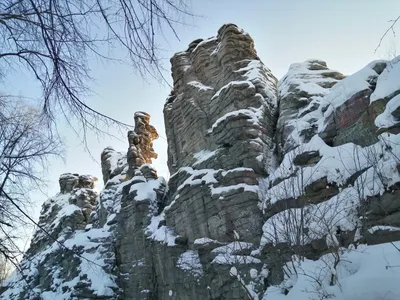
[4,0,400,238]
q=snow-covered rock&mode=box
[3,24,400,300]
[276,59,344,156]
[1,174,118,300]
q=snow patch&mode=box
[177,250,203,277]
[371,56,400,102]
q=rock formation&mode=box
[163,23,277,247]
[276,59,345,156]
[1,173,117,300]
[165,23,277,176]
[2,25,400,300]
[127,111,159,173]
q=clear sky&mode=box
[4,0,400,246]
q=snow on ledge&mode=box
[368,226,400,234]
[375,94,400,129]
[212,254,261,265]
[194,237,219,245]
[211,183,259,196]
[211,80,255,101]
[370,56,400,102]
[210,107,262,131]
[146,214,177,246]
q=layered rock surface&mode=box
[127,112,159,175]
[0,174,119,300]
[165,23,277,175]
[276,59,345,156]
[2,25,400,300]
[260,57,400,294]
[164,23,277,248]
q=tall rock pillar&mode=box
[163,24,278,246]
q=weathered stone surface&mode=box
[319,88,382,147]
[361,189,400,231]
[318,60,398,147]
[164,23,277,175]
[140,163,158,180]
[293,150,321,166]
[127,111,159,173]
[162,24,275,260]
[391,105,400,119]
[101,146,126,184]
[3,26,400,300]
[59,172,79,193]
[364,229,400,245]
[276,59,344,156]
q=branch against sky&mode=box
[375,15,400,53]
[0,98,63,267]
[0,0,195,139]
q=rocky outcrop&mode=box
[164,23,277,175]
[163,23,276,253]
[28,173,99,253]
[2,25,400,300]
[276,59,344,156]
[109,23,277,299]
[127,111,159,175]
[1,173,119,300]
[260,56,400,282]
[318,61,389,147]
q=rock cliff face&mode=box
[2,25,400,300]
[164,23,277,247]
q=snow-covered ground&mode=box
[264,242,400,300]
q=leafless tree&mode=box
[260,144,366,299]
[0,97,62,267]
[0,0,194,137]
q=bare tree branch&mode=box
[0,0,196,139]
[0,99,62,267]
[375,15,400,53]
